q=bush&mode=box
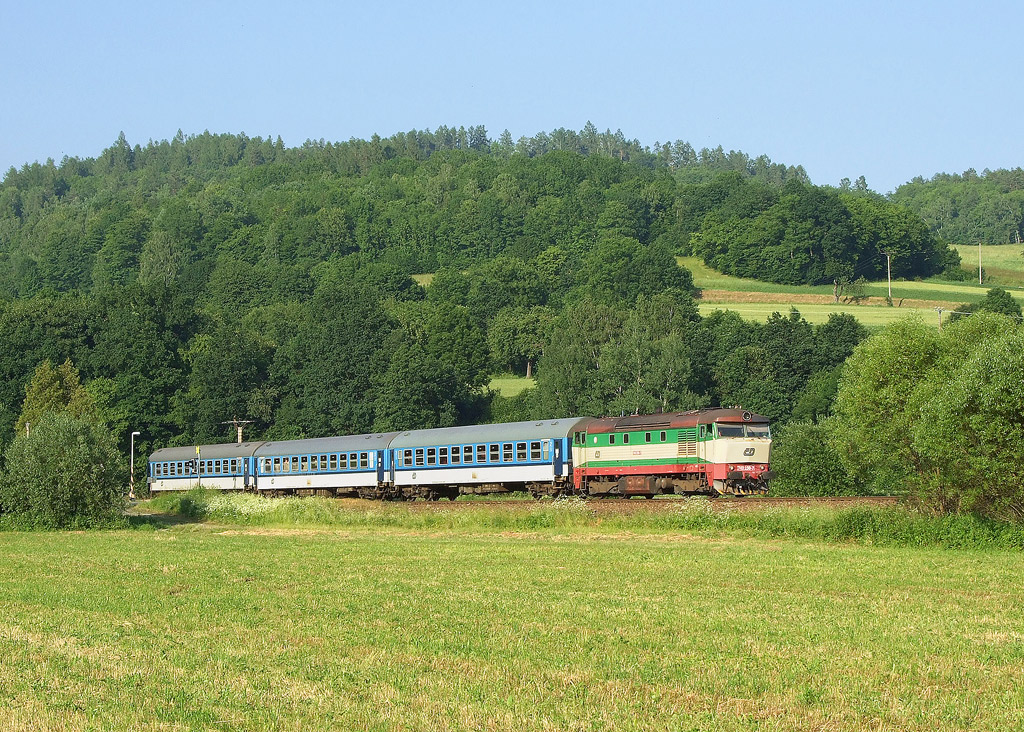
[0,413,125,529]
[770,419,862,496]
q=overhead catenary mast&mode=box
[221,417,254,444]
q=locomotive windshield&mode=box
[715,423,771,438]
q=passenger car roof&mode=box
[255,433,401,456]
[388,418,595,448]
[149,442,266,461]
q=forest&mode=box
[893,167,1024,246]
[0,124,1012,508]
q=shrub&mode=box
[770,419,862,496]
[0,413,125,529]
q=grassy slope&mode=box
[680,255,1024,326]
[953,243,1024,287]
[489,374,536,397]
[1,515,1022,732]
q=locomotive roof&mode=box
[255,433,401,456]
[585,408,769,434]
[149,442,266,461]
[389,417,595,448]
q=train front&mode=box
[704,410,773,495]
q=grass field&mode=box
[489,374,536,397]
[697,301,942,327]
[678,255,1024,327]
[2,499,1023,731]
[953,244,1024,287]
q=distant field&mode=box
[2,509,1022,731]
[952,243,1024,286]
[679,256,1024,326]
[489,374,536,397]
[698,302,941,327]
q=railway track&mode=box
[346,495,902,512]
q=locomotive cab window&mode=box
[609,435,616,445]
[645,432,651,443]
[660,431,667,442]
[622,434,629,445]
[716,424,745,438]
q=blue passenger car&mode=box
[254,433,400,496]
[148,442,265,492]
[388,418,593,499]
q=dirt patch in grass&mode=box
[697,289,956,309]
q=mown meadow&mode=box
[2,496,1023,731]
[679,249,1024,327]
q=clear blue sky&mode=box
[2,0,1020,193]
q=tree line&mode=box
[892,167,1024,246]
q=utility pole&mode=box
[935,307,944,332]
[979,241,983,285]
[222,417,254,444]
[129,430,141,500]
[883,252,892,304]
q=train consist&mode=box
[148,408,773,499]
